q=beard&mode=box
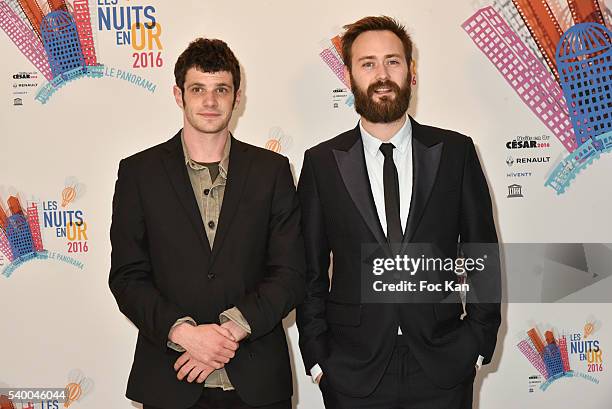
[351,74,411,123]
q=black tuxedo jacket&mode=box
[296,117,500,397]
[109,131,305,408]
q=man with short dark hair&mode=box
[297,16,501,408]
[109,38,305,409]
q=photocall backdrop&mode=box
[1,0,611,408]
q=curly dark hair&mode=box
[341,16,412,70]
[174,38,241,98]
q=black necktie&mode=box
[379,143,403,244]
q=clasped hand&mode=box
[171,321,247,383]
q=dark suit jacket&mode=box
[109,131,306,408]
[296,117,501,397]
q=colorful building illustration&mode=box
[40,10,85,78]
[0,0,53,80]
[26,202,43,251]
[0,196,44,261]
[72,0,96,66]
[556,23,612,148]
[493,0,552,72]
[463,7,577,153]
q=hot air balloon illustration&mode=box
[61,186,76,208]
[64,369,93,407]
[265,127,293,154]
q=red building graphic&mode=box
[26,202,43,251]
[72,0,96,66]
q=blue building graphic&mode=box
[5,214,34,258]
[556,23,612,149]
[40,10,86,78]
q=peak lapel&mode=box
[403,119,443,243]
[333,126,388,248]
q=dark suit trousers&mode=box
[143,389,291,409]
[320,339,475,409]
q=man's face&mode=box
[173,68,240,135]
[346,30,411,123]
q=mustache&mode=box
[367,80,401,98]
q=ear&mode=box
[410,60,416,82]
[233,89,242,110]
[344,65,352,91]
[173,85,184,109]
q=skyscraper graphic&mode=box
[463,6,577,152]
[557,334,571,372]
[40,10,85,78]
[556,23,612,148]
[518,339,550,378]
[320,46,348,87]
[493,0,552,73]
[6,0,36,36]
[542,331,565,377]
[0,0,53,80]
[26,202,43,251]
[72,0,96,66]
[528,327,546,353]
[6,213,34,258]
[0,204,7,228]
[0,228,15,262]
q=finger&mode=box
[187,366,203,383]
[213,325,237,342]
[177,360,195,381]
[215,346,236,360]
[220,337,239,351]
[174,352,191,371]
[196,366,214,383]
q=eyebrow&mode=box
[187,82,232,88]
[357,54,403,61]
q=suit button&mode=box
[208,221,215,229]
[249,352,255,359]
[207,272,215,279]
[204,189,210,196]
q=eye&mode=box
[216,87,229,94]
[387,59,401,66]
[191,87,203,93]
[362,61,375,69]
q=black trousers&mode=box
[143,388,291,409]
[319,342,475,409]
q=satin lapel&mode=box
[333,129,388,248]
[161,132,212,255]
[210,137,252,268]
[403,124,443,243]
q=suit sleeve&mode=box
[295,150,331,374]
[109,159,187,351]
[459,137,502,365]
[234,157,306,341]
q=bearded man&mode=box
[296,16,501,409]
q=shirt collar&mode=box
[181,131,231,178]
[360,115,412,157]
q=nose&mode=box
[202,90,218,107]
[375,63,389,81]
